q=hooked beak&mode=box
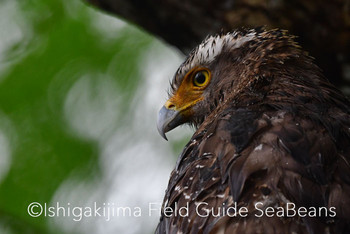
[157,105,186,140]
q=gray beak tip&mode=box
[162,134,169,141]
[157,106,170,141]
[157,105,182,141]
[157,124,168,141]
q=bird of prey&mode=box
[156,28,350,233]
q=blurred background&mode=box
[0,0,192,233]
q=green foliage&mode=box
[0,0,154,233]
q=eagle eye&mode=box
[192,69,210,88]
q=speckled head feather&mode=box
[166,28,304,128]
[170,29,258,94]
[168,28,299,97]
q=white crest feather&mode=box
[177,30,257,78]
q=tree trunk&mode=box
[86,0,350,93]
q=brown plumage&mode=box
[156,28,350,234]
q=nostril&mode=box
[168,104,175,109]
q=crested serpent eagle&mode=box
[156,28,350,233]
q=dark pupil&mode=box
[194,72,206,85]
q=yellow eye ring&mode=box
[192,69,211,88]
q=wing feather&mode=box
[156,107,350,234]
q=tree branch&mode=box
[86,0,350,91]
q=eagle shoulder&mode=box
[156,106,350,234]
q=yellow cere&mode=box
[165,67,211,115]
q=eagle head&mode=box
[157,28,301,140]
